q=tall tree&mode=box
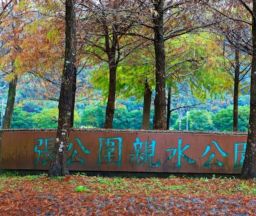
[242,0,256,178]
[152,0,166,129]
[207,9,251,132]
[201,0,256,179]
[129,0,212,129]
[223,44,250,132]
[233,48,241,132]
[80,0,143,129]
[49,0,77,176]
[142,79,152,129]
[2,75,17,128]
[12,0,88,127]
[0,0,29,128]
[91,33,231,130]
[166,86,172,129]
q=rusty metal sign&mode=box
[0,130,247,173]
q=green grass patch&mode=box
[74,185,90,193]
[97,177,124,186]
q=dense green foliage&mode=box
[10,102,249,132]
[172,106,249,132]
[213,106,249,132]
[11,106,34,129]
[11,107,80,129]
[90,33,232,102]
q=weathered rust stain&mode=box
[0,129,248,174]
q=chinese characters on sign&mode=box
[166,138,196,168]
[34,137,54,166]
[130,138,161,168]
[67,137,91,166]
[98,137,123,167]
[201,141,229,168]
[34,137,90,166]
[34,136,247,170]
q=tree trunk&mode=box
[166,86,171,130]
[152,0,167,130]
[241,1,256,179]
[233,48,240,132]
[2,75,18,129]
[49,0,76,177]
[142,79,152,130]
[70,68,77,128]
[104,59,117,129]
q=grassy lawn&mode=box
[0,173,255,215]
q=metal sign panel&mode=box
[0,130,247,173]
